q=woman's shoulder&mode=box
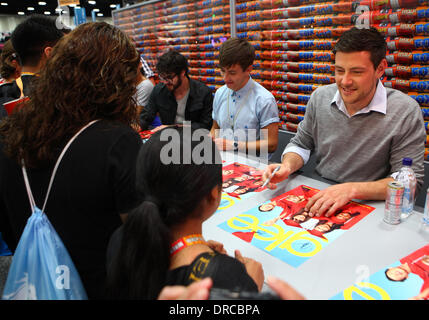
[90,120,140,139]
[75,120,141,153]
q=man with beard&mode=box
[139,50,213,131]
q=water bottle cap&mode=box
[402,157,412,166]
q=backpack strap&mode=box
[21,162,36,213]
[21,119,100,213]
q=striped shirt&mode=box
[140,56,155,78]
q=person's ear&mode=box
[44,46,53,58]
[180,69,186,79]
[376,58,387,78]
[209,185,222,204]
[11,60,22,78]
[11,59,19,68]
[11,59,21,72]
[206,185,222,211]
[201,185,222,221]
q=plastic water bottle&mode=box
[396,157,417,219]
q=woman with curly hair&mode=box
[0,22,142,299]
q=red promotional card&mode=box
[139,130,154,140]
[332,245,429,300]
[258,185,375,240]
[4,96,29,115]
[218,185,376,267]
[222,162,266,200]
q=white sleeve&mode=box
[282,145,311,165]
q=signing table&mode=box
[202,151,429,300]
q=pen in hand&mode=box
[262,165,281,188]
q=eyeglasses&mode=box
[159,73,177,83]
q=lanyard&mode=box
[226,84,252,131]
[170,234,206,256]
[16,73,36,98]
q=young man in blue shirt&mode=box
[210,38,279,157]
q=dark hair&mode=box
[11,14,65,67]
[156,50,188,77]
[233,185,257,195]
[314,219,342,233]
[384,268,407,282]
[106,126,222,299]
[258,203,274,212]
[333,27,387,69]
[0,39,19,80]
[0,22,140,168]
[219,37,255,71]
[223,179,234,186]
[334,210,360,219]
[291,208,310,222]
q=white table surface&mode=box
[202,152,429,299]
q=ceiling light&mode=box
[44,11,50,15]
[93,8,99,12]
[97,13,103,16]
[18,11,25,15]
[88,1,96,4]
[27,7,35,10]
[38,1,47,5]
[110,4,116,8]
[1,3,8,6]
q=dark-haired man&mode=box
[263,27,425,217]
[210,37,279,157]
[0,15,67,114]
[139,50,213,131]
